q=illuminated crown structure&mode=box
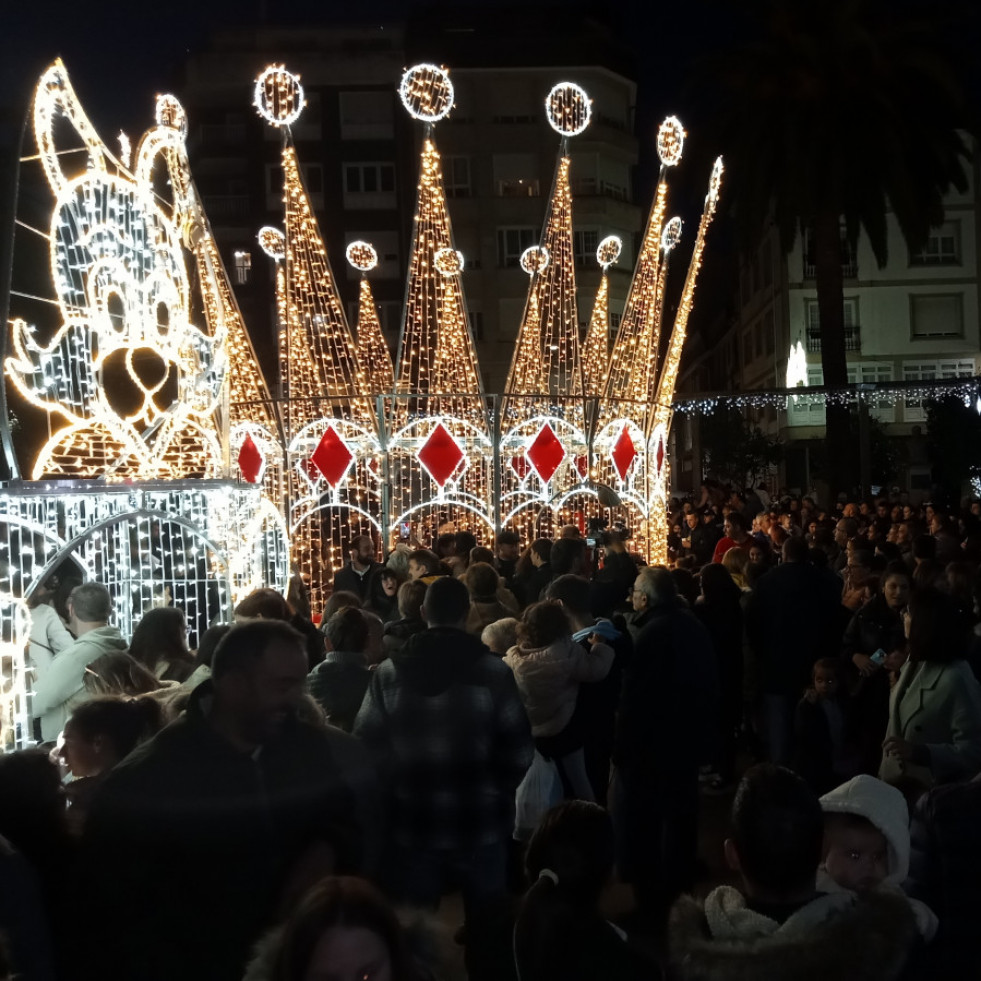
[0,60,721,746]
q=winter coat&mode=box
[331,561,383,603]
[75,681,365,981]
[668,885,918,981]
[879,658,981,787]
[383,616,427,657]
[306,650,370,732]
[32,626,128,740]
[26,604,73,685]
[504,636,614,738]
[354,626,533,852]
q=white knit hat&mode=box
[819,774,910,884]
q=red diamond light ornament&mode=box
[655,435,666,476]
[527,423,566,484]
[311,425,354,487]
[574,455,589,480]
[237,434,264,483]
[611,426,637,481]
[418,423,466,487]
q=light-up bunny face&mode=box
[6,61,225,479]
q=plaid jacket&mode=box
[353,626,533,851]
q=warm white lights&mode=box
[520,245,551,275]
[657,116,685,167]
[155,93,187,135]
[399,64,454,122]
[257,225,286,260]
[661,217,683,253]
[545,82,592,136]
[434,248,464,276]
[253,65,305,127]
[596,235,622,268]
[786,339,808,389]
[346,240,379,272]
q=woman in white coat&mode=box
[880,588,981,789]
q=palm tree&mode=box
[696,0,972,496]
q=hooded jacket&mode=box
[504,636,613,738]
[818,774,938,940]
[354,626,533,851]
[32,625,128,740]
[669,885,918,981]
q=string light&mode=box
[520,245,550,274]
[253,65,305,128]
[258,225,286,260]
[545,82,592,136]
[398,64,454,122]
[596,235,622,269]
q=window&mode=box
[803,225,857,278]
[910,293,964,339]
[233,250,251,286]
[573,230,599,266]
[266,163,322,201]
[903,359,975,421]
[445,156,472,198]
[805,298,860,352]
[497,227,537,267]
[469,311,484,341]
[610,312,621,331]
[911,221,960,265]
[493,153,539,197]
[787,362,895,426]
[343,162,395,194]
[338,91,393,140]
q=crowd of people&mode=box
[3,483,981,980]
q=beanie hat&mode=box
[819,774,910,884]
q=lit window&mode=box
[233,250,252,285]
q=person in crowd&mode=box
[512,538,553,608]
[842,564,910,772]
[243,875,451,981]
[83,651,175,701]
[880,588,981,788]
[680,509,716,566]
[60,695,166,835]
[237,587,326,670]
[545,574,631,806]
[354,576,532,981]
[793,658,858,795]
[183,623,230,690]
[127,606,196,683]
[908,772,981,977]
[383,580,428,658]
[364,567,402,624]
[0,748,73,970]
[406,548,443,583]
[470,545,496,568]
[481,617,519,656]
[668,764,919,981]
[495,530,521,586]
[77,620,365,981]
[307,607,372,732]
[385,543,413,581]
[720,546,751,590]
[832,516,860,572]
[514,801,659,981]
[593,531,637,609]
[818,775,936,940]
[464,561,518,636]
[694,563,744,793]
[32,583,128,741]
[712,512,752,563]
[505,600,613,801]
[446,530,478,578]
[550,538,587,581]
[614,567,718,915]
[624,568,659,642]
[331,535,383,602]
[27,577,74,688]
[745,536,842,766]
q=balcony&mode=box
[802,226,858,279]
[806,325,861,353]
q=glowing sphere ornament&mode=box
[434,248,464,276]
[596,235,622,268]
[520,245,551,275]
[661,217,683,253]
[257,226,286,260]
[399,64,454,122]
[657,116,685,167]
[254,66,305,127]
[545,82,591,136]
[346,241,378,272]
[155,94,187,136]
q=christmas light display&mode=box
[581,238,621,397]
[786,338,809,390]
[347,243,395,396]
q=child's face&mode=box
[813,668,838,697]
[824,824,889,893]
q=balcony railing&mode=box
[806,325,861,353]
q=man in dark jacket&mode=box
[745,536,842,765]
[613,566,719,915]
[354,575,533,979]
[76,621,366,981]
[330,534,383,601]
